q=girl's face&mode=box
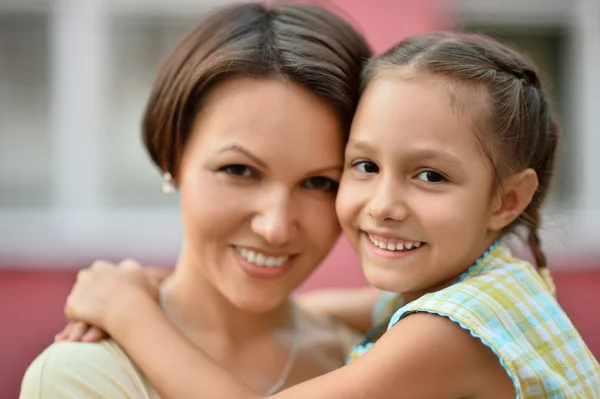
[336,76,500,298]
[177,77,344,313]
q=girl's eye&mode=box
[302,176,339,192]
[353,161,379,174]
[220,164,253,177]
[417,170,445,183]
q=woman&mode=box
[19,3,372,398]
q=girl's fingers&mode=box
[81,326,107,342]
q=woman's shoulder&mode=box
[20,339,159,399]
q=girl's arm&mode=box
[66,263,514,399]
[55,261,171,343]
[58,267,378,341]
[296,286,383,334]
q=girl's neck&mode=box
[160,250,294,347]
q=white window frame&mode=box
[1,0,599,269]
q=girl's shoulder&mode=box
[385,247,600,398]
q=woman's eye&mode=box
[220,164,253,177]
[353,161,379,174]
[417,170,445,183]
[303,177,339,192]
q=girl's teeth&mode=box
[236,247,289,267]
[367,234,422,252]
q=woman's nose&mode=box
[251,190,298,246]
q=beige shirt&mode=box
[20,318,359,399]
[20,340,160,399]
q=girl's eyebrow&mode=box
[411,149,464,169]
[347,139,463,169]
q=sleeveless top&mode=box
[347,242,600,399]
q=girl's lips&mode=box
[362,232,425,259]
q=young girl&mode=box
[60,32,600,398]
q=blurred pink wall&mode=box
[327,0,448,53]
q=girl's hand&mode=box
[54,321,107,342]
[63,259,170,331]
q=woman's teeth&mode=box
[236,247,289,267]
[367,234,423,252]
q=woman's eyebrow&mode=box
[218,144,268,169]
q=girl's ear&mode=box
[488,169,539,231]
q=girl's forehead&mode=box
[349,77,494,169]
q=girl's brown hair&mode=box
[362,32,560,293]
[142,2,371,180]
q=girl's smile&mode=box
[337,76,499,296]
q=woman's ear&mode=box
[488,169,539,231]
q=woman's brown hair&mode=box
[142,2,371,179]
[362,32,560,293]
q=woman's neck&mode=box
[159,246,300,394]
[159,251,295,348]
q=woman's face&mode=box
[177,77,344,313]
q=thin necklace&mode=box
[157,283,299,396]
[265,303,299,396]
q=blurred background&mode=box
[1,0,598,397]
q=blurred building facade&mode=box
[1,0,599,268]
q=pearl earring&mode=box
[162,172,175,195]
